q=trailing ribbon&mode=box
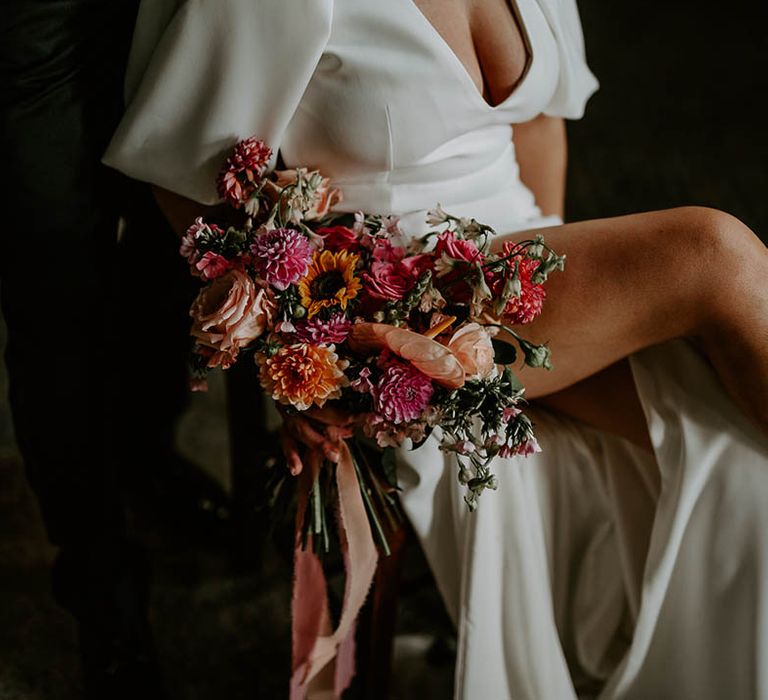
[289,426,379,699]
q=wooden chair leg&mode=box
[225,361,277,570]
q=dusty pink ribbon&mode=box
[289,426,379,699]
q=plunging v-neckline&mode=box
[402,0,534,110]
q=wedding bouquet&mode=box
[180,136,564,696]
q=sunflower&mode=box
[298,249,362,318]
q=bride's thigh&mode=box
[500,205,766,398]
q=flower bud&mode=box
[522,342,552,370]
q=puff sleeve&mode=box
[537,0,599,119]
[102,0,333,204]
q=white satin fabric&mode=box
[103,1,768,697]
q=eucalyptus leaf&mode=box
[503,366,524,392]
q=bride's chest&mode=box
[409,0,533,109]
[280,0,560,177]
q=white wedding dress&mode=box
[103,0,768,697]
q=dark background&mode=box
[569,0,767,237]
[1,1,766,698]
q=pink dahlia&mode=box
[250,228,314,290]
[374,358,434,424]
[495,247,547,325]
[216,137,272,208]
[293,312,352,345]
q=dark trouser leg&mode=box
[0,0,136,573]
[112,184,198,478]
[0,2,164,694]
[113,185,234,538]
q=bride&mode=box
[104,0,768,697]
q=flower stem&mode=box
[351,455,392,556]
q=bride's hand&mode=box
[279,405,357,476]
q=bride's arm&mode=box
[511,114,567,219]
[152,185,223,237]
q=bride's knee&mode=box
[666,206,765,321]
[671,206,758,255]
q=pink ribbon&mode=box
[289,427,379,699]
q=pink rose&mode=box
[363,260,416,301]
[399,253,433,277]
[435,230,482,264]
[433,231,483,303]
[317,225,363,253]
[446,323,495,379]
[371,238,405,263]
[190,270,275,368]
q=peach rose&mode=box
[190,270,275,368]
[446,323,495,379]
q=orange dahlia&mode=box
[297,250,361,318]
[258,344,348,410]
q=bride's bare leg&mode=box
[496,206,768,438]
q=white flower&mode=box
[243,195,260,218]
[456,217,484,239]
[426,203,450,226]
[382,215,403,235]
[470,263,492,318]
[433,252,455,278]
[352,211,369,235]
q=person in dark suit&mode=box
[0,2,231,697]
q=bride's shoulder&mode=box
[106,0,335,204]
[125,0,334,99]
[531,0,600,119]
